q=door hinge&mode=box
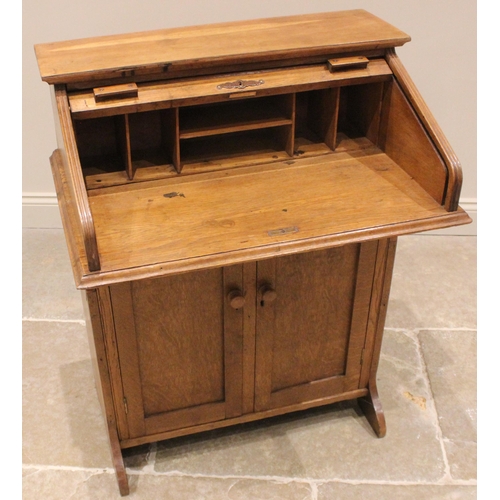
[123,397,128,415]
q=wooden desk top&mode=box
[35,10,410,85]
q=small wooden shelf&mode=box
[179,98,293,139]
[180,128,292,164]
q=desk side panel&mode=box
[51,85,100,274]
[385,49,463,211]
[378,77,448,206]
[49,148,86,287]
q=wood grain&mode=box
[68,60,392,119]
[378,78,448,205]
[83,290,129,494]
[386,49,463,211]
[242,262,257,414]
[120,387,369,449]
[359,238,398,390]
[35,10,409,85]
[52,86,100,272]
[253,257,276,412]
[49,150,87,286]
[222,265,245,419]
[270,248,359,391]
[358,379,386,438]
[109,267,249,435]
[254,244,376,411]
[354,237,396,438]
[83,148,469,287]
[94,83,138,102]
[107,283,145,439]
[124,271,224,415]
[338,82,384,145]
[303,87,340,150]
[178,96,293,139]
[328,56,369,71]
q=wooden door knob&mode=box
[260,286,277,304]
[228,290,245,309]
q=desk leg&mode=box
[358,380,386,437]
[357,237,396,438]
[83,289,130,495]
[108,427,129,496]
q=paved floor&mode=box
[22,229,477,499]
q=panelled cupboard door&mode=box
[254,242,378,411]
[109,265,245,439]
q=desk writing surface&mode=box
[86,148,464,280]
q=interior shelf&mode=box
[180,128,291,164]
[76,78,389,189]
[179,97,293,139]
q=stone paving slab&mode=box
[155,330,446,482]
[317,482,477,499]
[419,329,477,480]
[22,229,84,320]
[22,321,112,468]
[386,236,476,330]
[22,469,315,500]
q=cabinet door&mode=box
[109,265,245,439]
[254,242,377,411]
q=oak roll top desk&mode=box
[35,10,471,496]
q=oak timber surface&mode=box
[86,147,467,280]
[68,60,392,118]
[35,10,409,84]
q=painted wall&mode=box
[22,0,477,232]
